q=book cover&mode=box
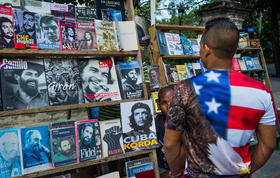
[0,5,14,49]
[180,36,193,55]
[35,14,60,50]
[189,38,200,55]
[1,58,49,111]
[148,65,161,90]
[237,57,247,70]
[184,62,194,78]
[165,33,184,55]
[135,169,154,178]
[95,0,125,21]
[78,58,122,103]
[243,57,255,70]
[24,0,51,15]
[232,57,241,71]
[151,91,161,113]
[75,120,102,162]
[251,56,262,69]
[248,28,261,48]
[176,65,188,81]
[166,64,179,82]
[117,60,144,99]
[0,128,22,177]
[99,119,124,157]
[125,157,151,178]
[44,58,84,106]
[97,171,120,178]
[50,126,77,167]
[59,20,78,50]
[95,20,119,51]
[20,125,52,174]
[121,100,158,152]
[75,7,97,21]
[192,60,203,76]
[107,10,122,21]
[13,9,37,49]
[128,162,154,178]
[51,3,75,20]
[0,0,21,8]
[238,32,250,48]
[115,21,138,51]
[50,120,76,129]
[77,21,98,51]
[135,15,150,45]
[156,30,169,55]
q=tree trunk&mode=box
[270,7,280,77]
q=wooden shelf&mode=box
[154,24,204,33]
[240,69,264,72]
[0,49,138,57]
[15,149,153,178]
[237,47,260,51]
[0,98,144,117]
[162,54,200,60]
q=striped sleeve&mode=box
[259,92,277,125]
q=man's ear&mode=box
[204,44,211,57]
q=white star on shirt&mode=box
[205,71,221,83]
[205,98,221,114]
[193,82,203,95]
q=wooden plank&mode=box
[237,47,260,51]
[15,149,153,178]
[162,55,200,60]
[259,48,272,91]
[155,24,205,33]
[149,149,160,178]
[0,98,145,117]
[0,49,138,57]
[240,69,264,72]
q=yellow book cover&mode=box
[151,92,160,113]
[176,65,188,81]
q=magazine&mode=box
[0,5,14,49]
[77,21,98,51]
[59,20,78,50]
[95,0,125,21]
[75,7,97,21]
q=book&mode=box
[135,16,150,45]
[97,171,120,178]
[125,157,151,178]
[78,58,122,103]
[121,100,158,152]
[99,119,124,157]
[148,65,161,90]
[24,0,51,15]
[44,58,84,106]
[35,14,60,50]
[232,57,241,71]
[176,65,188,81]
[0,58,49,111]
[51,3,75,21]
[95,0,125,21]
[151,92,161,113]
[0,5,14,49]
[95,20,119,51]
[189,38,200,55]
[59,20,78,50]
[0,128,22,177]
[77,21,98,51]
[20,125,52,174]
[0,0,21,8]
[115,21,138,51]
[75,7,97,21]
[128,162,154,178]
[165,32,184,55]
[135,169,155,178]
[243,57,255,70]
[237,57,247,70]
[192,60,203,76]
[156,30,169,55]
[50,120,76,129]
[251,56,262,69]
[117,60,144,99]
[166,64,179,82]
[185,62,194,78]
[180,36,193,55]
[75,120,102,162]
[50,126,77,167]
[247,28,260,48]
[238,32,250,48]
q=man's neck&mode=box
[206,57,233,71]
[4,37,11,43]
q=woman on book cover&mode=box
[78,31,97,50]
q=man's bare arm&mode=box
[164,128,184,176]
[250,124,277,173]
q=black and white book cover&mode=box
[117,61,144,100]
[75,7,97,21]
[125,157,151,177]
[0,5,14,49]
[44,58,84,106]
[50,126,77,167]
[13,9,37,49]
[24,0,51,15]
[50,3,75,21]
[95,0,125,21]
[121,100,158,152]
[0,128,22,177]
[75,120,102,162]
[165,32,184,55]
[19,125,52,174]
[99,119,124,157]
[78,58,121,103]
[0,58,49,111]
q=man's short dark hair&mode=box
[157,86,174,102]
[23,11,34,18]
[201,17,239,59]
[129,102,153,130]
[40,16,57,27]
[0,17,12,36]
[121,68,140,77]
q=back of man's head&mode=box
[201,17,239,60]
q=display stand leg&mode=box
[149,149,160,178]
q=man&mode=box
[40,16,59,44]
[66,27,75,43]
[53,137,75,163]
[0,132,21,177]
[164,18,277,178]
[78,31,97,50]
[4,61,48,110]
[79,123,96,150]
[122,68,143,92]
[21,11,36,44]
[23,130,50,168]
[0,17,14,48]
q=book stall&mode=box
[0,0,160,178]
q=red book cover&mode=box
[135,169,154,178]
[59,20,78,50]
[232,57,241,71]
[0,5,14,48]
